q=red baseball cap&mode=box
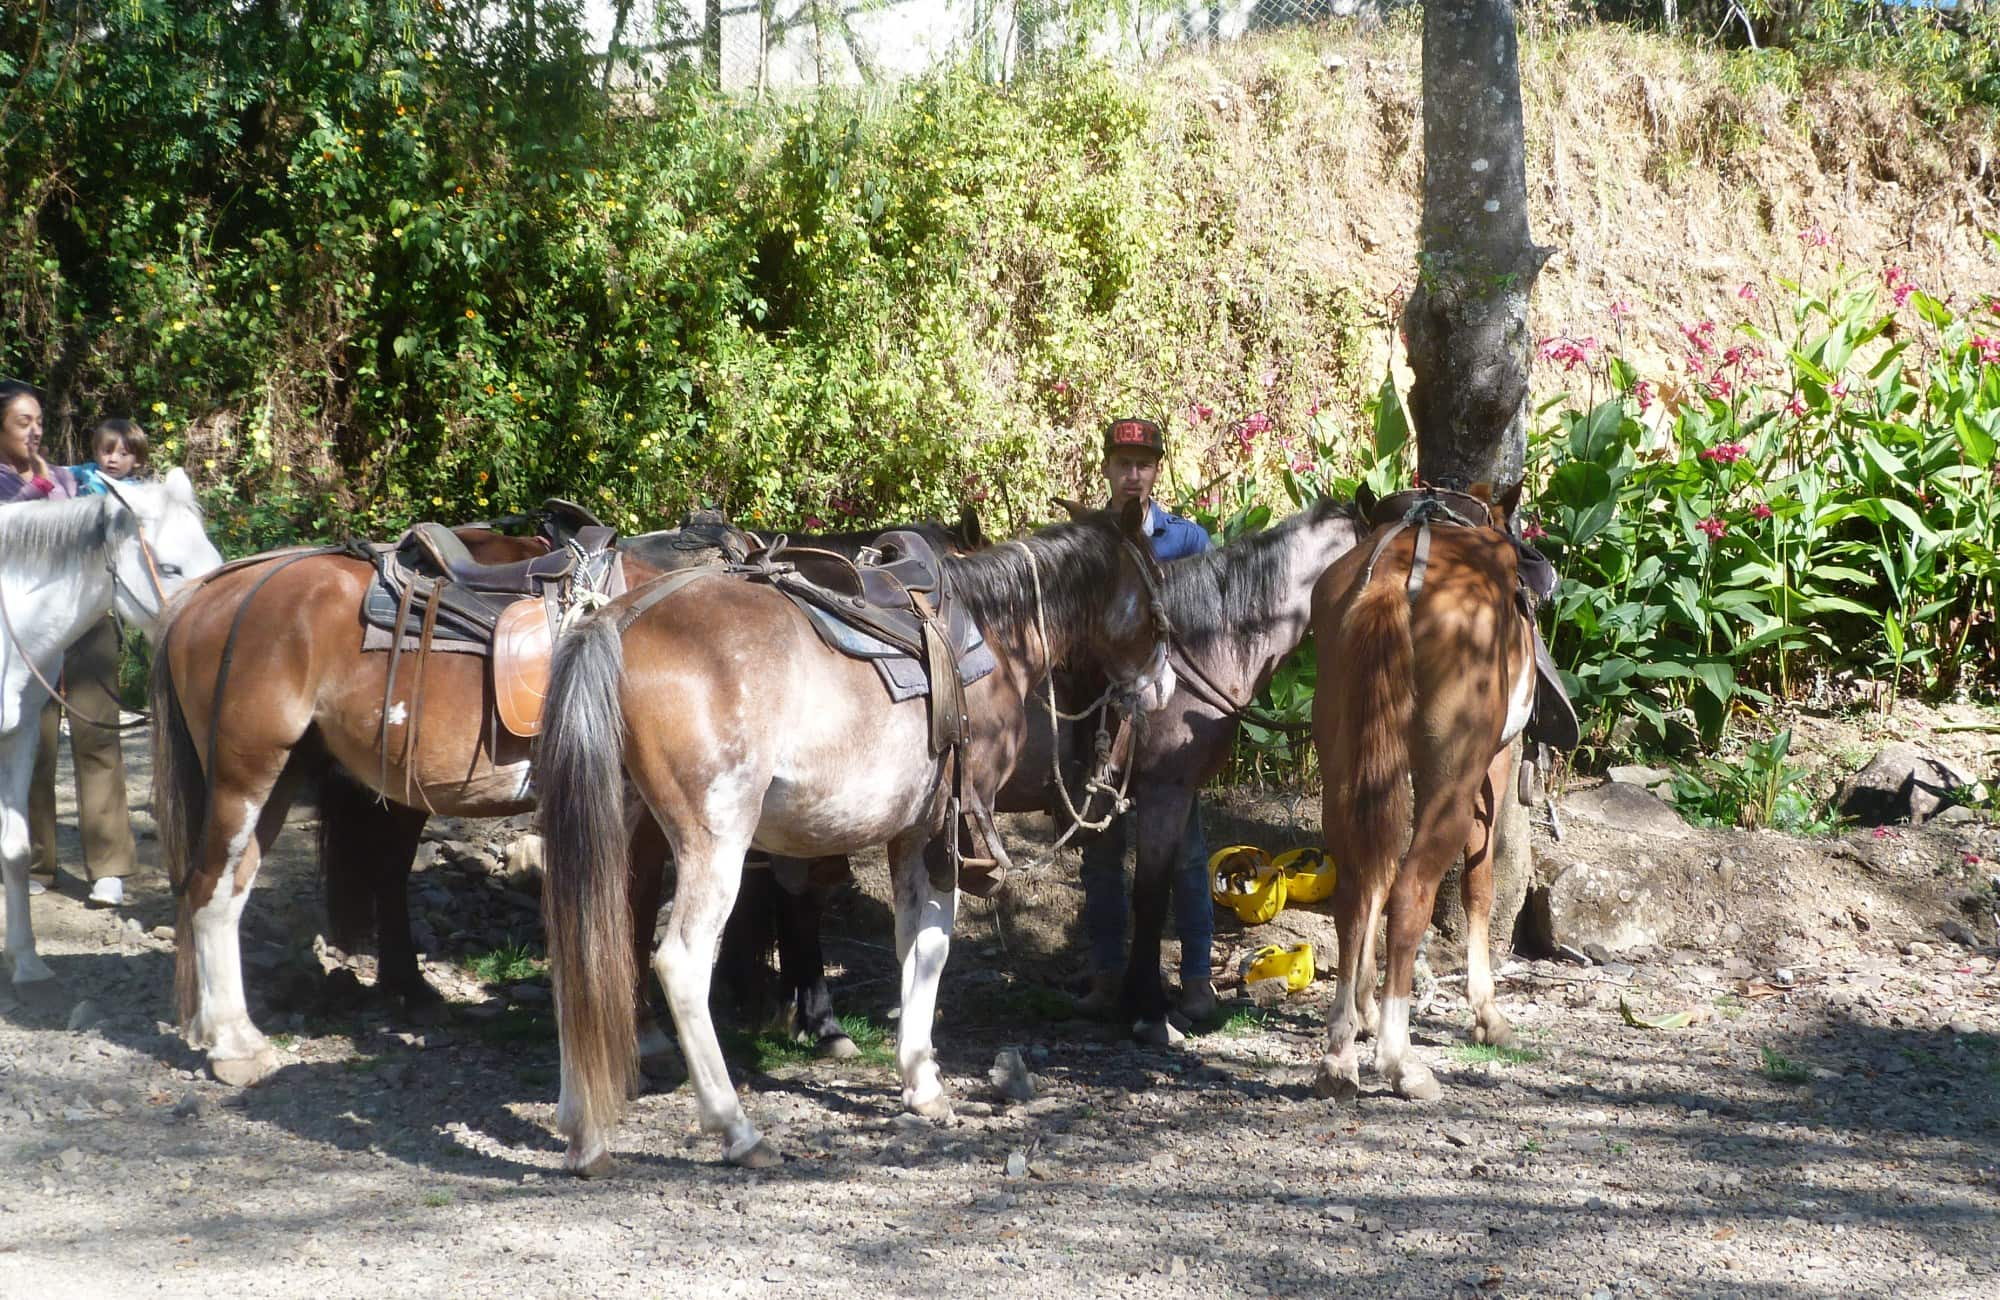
[1103,416,1165,459]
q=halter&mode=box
[0,488,159,732]
[1007,532,1173,848]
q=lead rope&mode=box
[1006,542,1136,862]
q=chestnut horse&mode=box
[1310,490,1535,1103]
[539,506,1175,1172]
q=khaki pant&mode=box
[29,616,137,885]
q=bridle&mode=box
[0,484,164,731]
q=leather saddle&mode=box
[1361,484,1578,754]
[358,511,624,742]
[743,530,995,751]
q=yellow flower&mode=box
[151,401,167,414]
[431,495,443,506]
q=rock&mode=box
[1836,744,1976,826]
[1949,1019,1980,1036]
[1938,919,1979,949]
[507,982,551,1005]
[172,1092,202,1120]
[1562,783,1689,838]
[504,834,544,881]
[1538,861,1678,953]
[1245,977,1291,1008]
[150,925,174,942]
[1901,940,1934,958]
[1608,764,1674,797]
[988,1048,1036,1104]
[1169,1256,1188,1279]
[66,1001,103,1032]
[1003,1150,1027,1178]
[1327,1204,1359,1224]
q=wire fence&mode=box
[596,0,1390,93]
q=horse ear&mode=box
[1493,480,1523,526]
[1117,497,1145,539]
[956,503,985,550]
[164,466,197,506]
[1049,496,1089,521]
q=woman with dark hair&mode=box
[0,384,139,906]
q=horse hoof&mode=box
[569,1150,616,1179]
[907,1093,954,1121]
[729,1138,784,1170]
[1312,1057,1360,1102]
[1133,1018,1185,1048]
[817,1034,859,1061]
[210,1049,280,1088]
[1393,1063,1442,1103]
[1473,1014,1515,1049]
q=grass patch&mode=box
[1448,1042,1542,1067]
[465,1008,557,1047]
[271,1033,298,1051]
[421,1190,453,1209]
[1219,1009,1272,1037]
[1713,994,1745,1021]
[728,1013,895,1074]
[462,942,547,986]
[963,982,1078,1023]
[1759,1047,1812,1083]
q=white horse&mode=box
[1,470,220,985]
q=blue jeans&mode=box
[1080,800,1211,984]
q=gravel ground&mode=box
[1,732,1996,1299]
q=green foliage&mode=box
[1530,261,2000,749]
[2,5,1370,551]
[1667,727,1828,834]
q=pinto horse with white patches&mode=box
[1,473,220,986]
[1310,487,1537,1104]
[539,505,1175,1173]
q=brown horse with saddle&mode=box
[1311,483,1574,1104]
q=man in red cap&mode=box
[1080,416,1215,1022]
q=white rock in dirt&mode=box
[1003,1150,1027,1178]
[1608,764,1674,796]
[1561,783,1690,838]
[1541,861,1678,953]
[988,1048,1036,1104]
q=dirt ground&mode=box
[2,714,1997,1300]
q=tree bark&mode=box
[1401,0,1553,496]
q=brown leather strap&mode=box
[401,583,444,813]
[378,575,421,796]
[614,565,724,634]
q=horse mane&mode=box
[0,495,117,575]
[1162,496,1358,654]
[946,512,1122,654]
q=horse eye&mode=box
[158,563,183,578]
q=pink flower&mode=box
[1681,320,1717,355]
[1785,392,1809,417]
[1883,266,1914,309]
[1829,379,1850,401]
[1699,442,1748,466]
[803,515,826,530]
[1291,456,1315,474]
[1260,367,1279,390]
[1189,402,1214,422]
[1799,223,1832,249]
[1609,299,1633,320]
[1697,515,1727,541]
[1751,502,1773,520]
[1536,335,1595,371]
[1634,380,1655,414]
[1522,519,1547,541]
[1738,282,1759,302]
[1872,826,1891,840]
[1051,379,1069,394]
[1973,336,2000,365]
[1964,852,1982,866]
[1704,375,1735,400]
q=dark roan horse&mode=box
[537,505,1175,1173]
[1010,495,1364,1040]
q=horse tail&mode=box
[540,613,638,1152]
[149,617,204,1029]
[1330,560,1415,884]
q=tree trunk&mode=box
[1401,0,1553,496]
